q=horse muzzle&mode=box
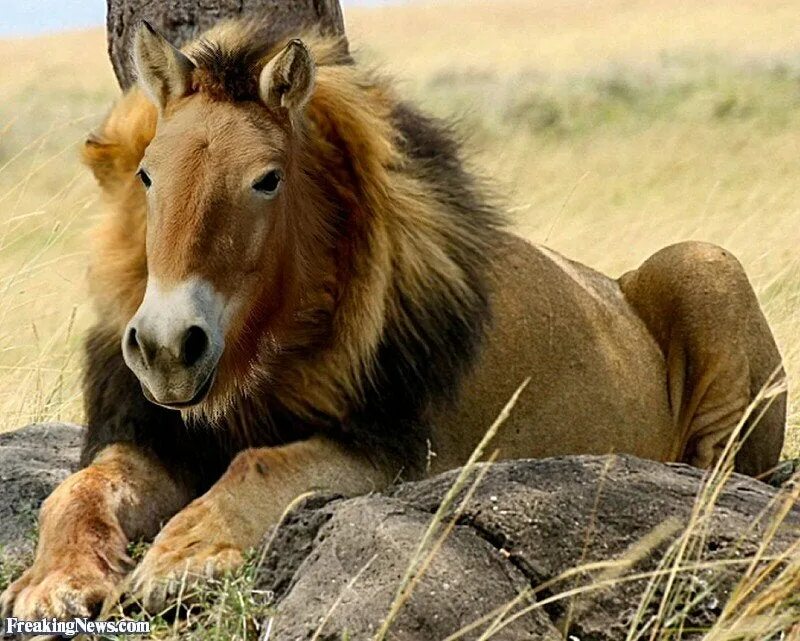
[122,277,226,409]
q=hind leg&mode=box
[619,242,786,477]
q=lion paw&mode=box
[128,502,244,613]
[1,561,121,621]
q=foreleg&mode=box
[130,436,393,611]
[0,444,190,619]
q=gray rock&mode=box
[0,423,82,560]
[0,425,797,640]
[257,493,561,640]
[769,458,800,488]
[256,456,800,641]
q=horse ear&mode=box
[133,21,195,110]
[259,40,316,113]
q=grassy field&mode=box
[0,0,799,461]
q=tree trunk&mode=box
[107,0,346,90]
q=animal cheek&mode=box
[245,221,268,265]
[244,243,264,269]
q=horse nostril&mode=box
[126,325,154,366]
[126,326,139,351]
[182,325,210,367]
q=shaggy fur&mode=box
[83,23,503,477]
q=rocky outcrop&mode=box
[0,424,797,640]
[255,456,800,640]
[0,423,81,563]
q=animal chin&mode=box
[141,368,217,410]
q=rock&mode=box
[0,425,797,639]
[770,458,800,488]
[0,423,82,560]
[257,493,561,640]
[256,456,800,641]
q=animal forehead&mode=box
[146,98,288,167]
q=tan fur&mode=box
[129,437,390,611]
[618,242,786,476]
[0,445,190,619]
[429,236,784,475]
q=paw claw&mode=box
[130,545,243,612]
[1,563,121,621]
[126,500,244,612]
[1,570,29,621]
[145,580,168,615]
[1,589,13,619]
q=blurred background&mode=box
[0,0,798,457]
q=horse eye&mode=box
[137,168,152,189]
[253,169,282,196]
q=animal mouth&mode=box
[141,368,217,410]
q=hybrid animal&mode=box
[1,20,785,618]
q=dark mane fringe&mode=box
[188,22,350,102]
[190,38,270,101]
[340,104,505,475]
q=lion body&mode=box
[430,233,676,472]
[77,27,785,481]
[429,234,785,477]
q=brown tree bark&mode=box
[107,0,346,89]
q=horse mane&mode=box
[187,21,351,102]
[83,20,505,474]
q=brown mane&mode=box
[83,21,504,472]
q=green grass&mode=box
[105,547,276,641]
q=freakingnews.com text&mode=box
[2,616,150,638]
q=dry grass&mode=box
[93,378,798,640]
[346,0,800,77]
[0,29,115,425]
[0,0,799,463]
[4,5,800,637]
